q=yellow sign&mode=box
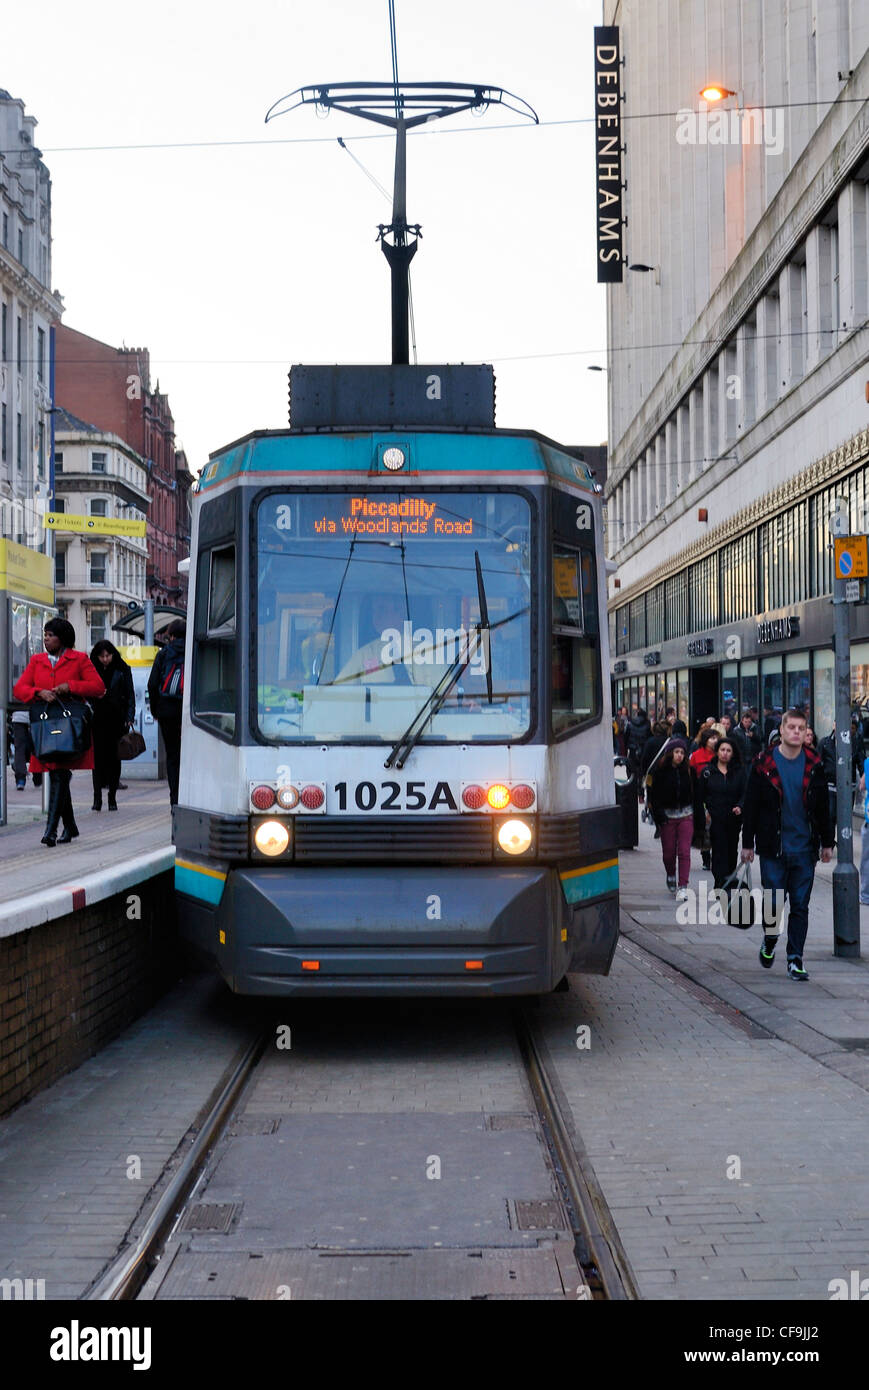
[0,539,54,605]
[835,535,868,580]
[43,512,147,538]
[118,645,158,667]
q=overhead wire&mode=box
[7,94,867,157]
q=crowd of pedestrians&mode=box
[617,699,848,982]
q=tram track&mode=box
[85,1001,637,1302]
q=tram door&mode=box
[689,667,719,736]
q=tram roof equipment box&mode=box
[288,365,495,430]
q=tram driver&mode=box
[333,594,415,686]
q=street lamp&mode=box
[628,263,661,286]
[699,85,736,102]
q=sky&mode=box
[2,0,608,472]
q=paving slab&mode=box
[536,818,869,1300]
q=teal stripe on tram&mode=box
[560,860,619,905]
[175,860,227,907]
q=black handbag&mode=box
[716,861,758,929]
[117,729,146,760]
[30,700,93,762]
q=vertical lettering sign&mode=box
[594,26,624,283]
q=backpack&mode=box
[159,654,184,699]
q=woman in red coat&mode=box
[12,617,104,846]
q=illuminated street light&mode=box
[699,85,736,102]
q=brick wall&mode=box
[0,872,180,1117]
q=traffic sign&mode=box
[835,535,869,579]
[43,512,147,538]
[845,579,860,602]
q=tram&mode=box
[173,364,621,995]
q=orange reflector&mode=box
[561,928,568,943]
[301,960,320,971]
[219,930,226,945]
[486,784,510,810]
[465,960,483,970]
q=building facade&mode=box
[0,90,63,557]
[603,0,869,737]
[53,409,150,650]
[55,324,192,606]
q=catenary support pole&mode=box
[833,573,860,957]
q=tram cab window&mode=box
[551,544,599,736]
[255,491,533,744]
[192,544,237,738]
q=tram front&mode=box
[174,427,620,995]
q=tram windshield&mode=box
[255,491,532,744]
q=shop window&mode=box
[785,653,810,715]
[740,660,759,717]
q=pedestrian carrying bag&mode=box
[29,700,92,762]
[641,738,672,823]
[716,860,757,929]
[117,729,146,761]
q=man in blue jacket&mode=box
[741,707,834,981]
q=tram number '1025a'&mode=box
[334,780,458,812]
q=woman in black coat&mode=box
[693,737,747,887]
[89,640,135,811]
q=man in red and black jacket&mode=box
[741,707,834,981]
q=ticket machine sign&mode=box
[835,536,868,579]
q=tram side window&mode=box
[192,544,237,738]
[552,545,599,735]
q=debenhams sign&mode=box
[594,27,624,283]
[757,616,800,644]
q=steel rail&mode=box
[84,1030,267,1301]
[514,1009,640,1301]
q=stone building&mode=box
[603,0,869,735]
[55,324,192,606]
[0,90,63,555]
[52,408,150,649]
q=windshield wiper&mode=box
[474,549,493,706]
[383,603,529,771]
[384,625,484,771]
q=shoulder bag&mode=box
[29,699,93,762]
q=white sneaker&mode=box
[675,887,689,901]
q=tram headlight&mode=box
[497,818,533,856]
[253,820,291,857]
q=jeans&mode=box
[659,815,693,888]
[860,824,869,904]
[758,851,816,959]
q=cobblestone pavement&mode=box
[535,818,869,1300]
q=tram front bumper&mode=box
[208,864,616,996]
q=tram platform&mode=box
[0,770,173,933]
